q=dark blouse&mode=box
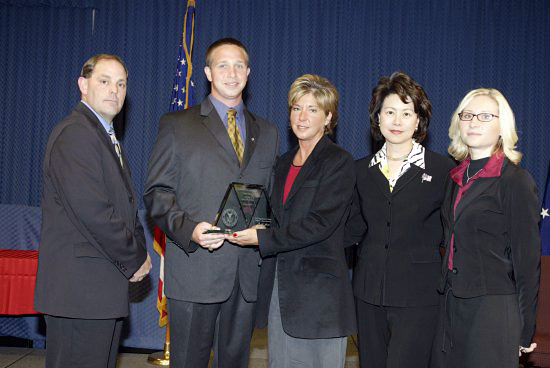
[462,157,489,184]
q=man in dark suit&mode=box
[35,54,151,368]
[144,38,278,367]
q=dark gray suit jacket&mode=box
[35,102,147,319]
[144,98,278,303]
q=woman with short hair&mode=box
[230,74,356,368]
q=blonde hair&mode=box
[448,88,522,164]
[288,74,339,135]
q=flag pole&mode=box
[147,324,170,365]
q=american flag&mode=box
[541,162,550,255]
[154,0,196,327]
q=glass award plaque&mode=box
[204,182,272,234]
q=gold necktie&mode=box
[108,128,124,168]
[227,109,244,163]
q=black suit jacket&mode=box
[144,98,278,303]
[347,149,455,307]
[35,102,147,319]
[439,158,540,346]
[256,136,357,339]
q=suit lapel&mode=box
[452,154,507,223]
[441,177,455,235]
[241,109,260,171]
[117,146,136,195]
[77,103,134,195]
[391,164,422,196]
[454,177,499,222]
[270,151,294,223]
[283,136,330,208]
[200,100,240,167]
[368,164,391,200]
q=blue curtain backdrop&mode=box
[0,0,549,349]
[1,0,549,207]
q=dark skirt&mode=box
[431,289,520,368]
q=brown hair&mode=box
[205,38,249,67]
[80,54,128,79]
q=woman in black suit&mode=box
[229,74,356,368]
[431,88,540,367]
[346,71,455,368]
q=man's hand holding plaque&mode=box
[193,222,225,251]
[204,183,272,235]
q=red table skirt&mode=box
[0,249,39,314]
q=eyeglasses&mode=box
[458,112,499,122]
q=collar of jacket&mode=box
[200,97,257,122]
[450,151,505,186]
[369,139,425,169]
[276,135,333,208]
[286,134,332,166]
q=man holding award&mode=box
[144,38,279,367]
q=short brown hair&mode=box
[80,54,128,79]
[369,71,431,142]
[287,74,339,136]
[205,38,249,67]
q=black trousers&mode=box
[44,315,123,368]
[356,298,438,368]
[431,290,520,368]
[168,276,256,368]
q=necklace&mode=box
[466,164,483,183]
[387,152,409,161]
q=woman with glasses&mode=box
[346,71,455,367]
[431,88,540,367]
